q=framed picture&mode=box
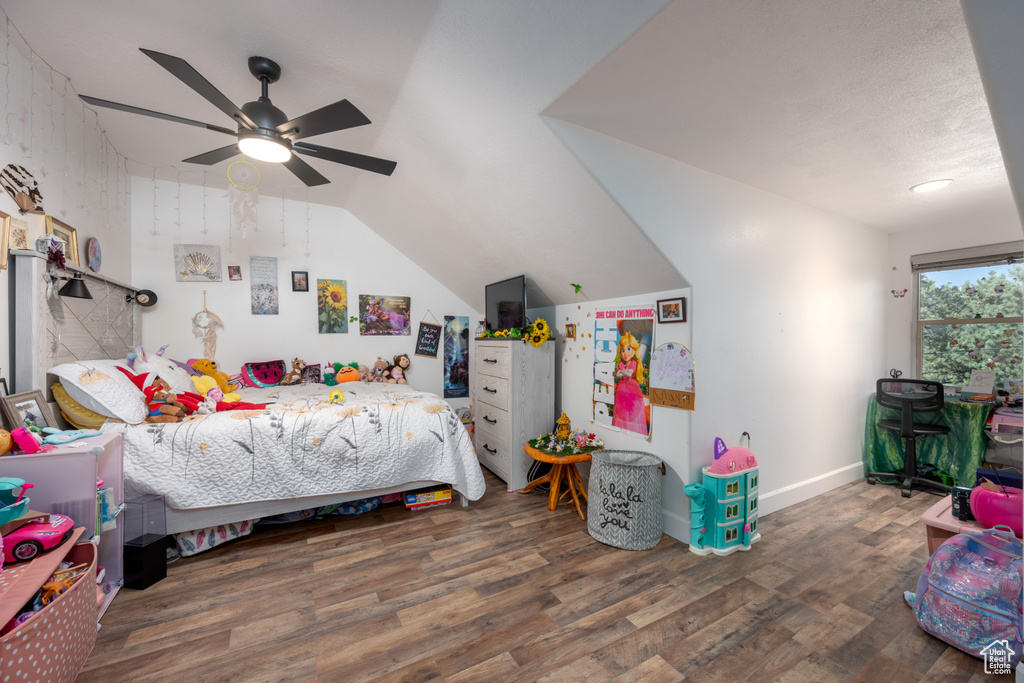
[656,297,686,323]
[565,323,576,340]
[414,322,442,358]
[228,265,242,281]
[1,390,56,431]
[46,215,80,267]
[9,216,29,251]
[0,208,10,270]
[292,271,309,292]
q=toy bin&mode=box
[587,450,665,550]
[0,541,98,682]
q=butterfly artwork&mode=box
[891,289,908,298]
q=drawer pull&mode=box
[483,387,497,393]
[483,416,497,424]
[484,445,497,454]
[484,358,498,364]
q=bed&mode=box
[47,360,485,536]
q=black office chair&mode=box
[866,378,951,498]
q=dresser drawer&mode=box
[476,345,510,378]
[476,404,510,438]
[475,422,510,481]
[476,375,509,411]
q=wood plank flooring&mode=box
[80,474,1008,682]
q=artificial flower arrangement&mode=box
[480,317,551,348]
[528,429,604,456]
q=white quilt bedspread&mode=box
[103,383,485,509]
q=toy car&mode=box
[3,514,76,563]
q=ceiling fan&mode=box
[80,49,396,187]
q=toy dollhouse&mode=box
[684,436,760,556]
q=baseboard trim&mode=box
[758,462,865,516]
[662,509,689,544]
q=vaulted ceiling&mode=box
[1,0,1014,309]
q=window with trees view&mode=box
[917,259,1023,388]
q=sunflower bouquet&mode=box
[480,317,551,347]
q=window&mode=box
[750,475,758,488]
[914,242,1023,386]
[726,481,739,495]
[726,504,739,519]
[725,527,737,542]
[750,498,757,511]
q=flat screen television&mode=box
[485,275,526,331]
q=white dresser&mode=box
[473,338,555,490]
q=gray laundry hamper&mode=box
[587,450,666,550]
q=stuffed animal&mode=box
[192,375,241,404]
[370,357,388,382]
[128,345,193,393]
[191,358,239,394]
[386,354,411,384]
[335,364,361,384]
[281,358,306,385]
[357,364,369,382]
[145,383,187,423]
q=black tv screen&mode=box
[486,275,526,331]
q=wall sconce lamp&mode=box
[125,289,158,307]
[57,273,93,299]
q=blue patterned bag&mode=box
[905,525,1022,667]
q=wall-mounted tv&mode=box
[485,275,526,331]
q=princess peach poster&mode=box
[593,305,654,439]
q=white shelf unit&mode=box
[0,432,124,618]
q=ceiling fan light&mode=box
[910,179,953,193]
[238,136,291,163]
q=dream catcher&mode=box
[227,156,260,238]
[0,164,44,213]
[192,291,225,360]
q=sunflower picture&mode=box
[317,279,348,333]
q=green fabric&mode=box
[863,396,992,487]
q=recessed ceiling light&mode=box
[910,179,953,193]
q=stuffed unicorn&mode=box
[127,345,193,393]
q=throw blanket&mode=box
[104,383,485,509]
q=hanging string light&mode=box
[201,170,208,235]
[1,17,11,146]
[151,167,159,236]
[25,50,35,161]
[175,168,181,228]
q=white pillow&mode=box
[48,359,147,424]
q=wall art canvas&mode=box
[250,255,279,315]
[444,315,470,398]
[649,342,695,410]
[173,243,222,282]
[415,322,442,358]
[9,216,28,250]
[317,279,348,333]
[359,295,410,336]
[593,305,655,439]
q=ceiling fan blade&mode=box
[293,142,397,176]
[140,48,257,130]
[182,144,241,165]
[283,154,330,187]
[79,95,236,135]
[277,99,371,141]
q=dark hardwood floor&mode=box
[80,474,1006,682]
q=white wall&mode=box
[886,208,1022,377]
[546,120,889,531]
[531,286,693,539]
[0,25,131,390]
[131,177,478,407]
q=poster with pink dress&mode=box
[593,304,654,439]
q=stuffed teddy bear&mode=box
[370,357,388,382]
[281,358,306,385]
[144,380,187,423]
[386,354,411,384]
[191,358,239,394]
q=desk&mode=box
[864,397,992,487]
[519,444,595,520]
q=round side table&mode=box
[520,444,599,520]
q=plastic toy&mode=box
[10,425,46,454]
[684,435,760,556]
[2,513,75,562]
[41,427,101,445]
[281,358,306,385]
[0,478,33,526]
[970,482,1023,537]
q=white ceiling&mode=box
[1,0,1015,309]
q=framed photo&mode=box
[656,297,686,323]
[228,265,242,281]
[0,208,10,270]
[1,390,56,431]
[9,216,29,251]
[46,215,80,267]
[292,270,309,292]
[565,323,576,340]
